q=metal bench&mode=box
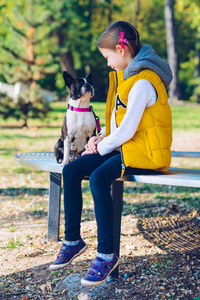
[13,151,200,277]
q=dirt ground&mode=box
[0,131,200,300]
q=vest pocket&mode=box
[145,131,153,158]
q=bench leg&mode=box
[110,180,124,278]
[47,172,62,241]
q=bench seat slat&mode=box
[120,168,200,188]
[172,151,200,158]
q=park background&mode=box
[0,0,200,299]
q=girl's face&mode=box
[99,47,132,71]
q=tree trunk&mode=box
[134,0,140,28]
[106,0,112,24]
[60,52,76,102]
[57,22,76,78]
[22,119,28,128]
[194,37,200,103]
[60,52,76,77]
[164,0,181,101]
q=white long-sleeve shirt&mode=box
[97,79,157,156]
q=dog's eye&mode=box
[76,78,84,87]
[73,80,83,91]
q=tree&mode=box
[133,0,140,28]
[0,0,60,93]
[0,89,51,127]
[194,37,200,103]
[175,0,200,102]
[164,0,181,101]
[0,0,54,125]
[0,0,121,101]
[1,0,198,103]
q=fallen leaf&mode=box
[78,293,91,300]
[186,265,190,272]
[39,282,53,293]
[61,289,67,294]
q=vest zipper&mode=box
[115,71,118,96]
[120,147,125,176]
[114,72,126,176]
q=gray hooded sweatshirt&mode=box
[124,44,173,89]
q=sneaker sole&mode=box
[80,258,119,287]
[49,244,88,271]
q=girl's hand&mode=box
[81,144,95,156]
[81,134,105,156]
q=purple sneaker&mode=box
[49,239,87,271]
[81,253,119,287]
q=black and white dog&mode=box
[54,71,96,166]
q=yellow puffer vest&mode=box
[105,69,172,175]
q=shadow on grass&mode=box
[0,125,61,130]
[0,148,21,156]
[0,187,49,197]
[137,213,200,254]
[1,134,59,140]
[0,184,90,197]
[123,183,200,195]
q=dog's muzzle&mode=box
[84,83,94,96]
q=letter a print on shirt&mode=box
[116,94,127,111]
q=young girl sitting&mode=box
[49,20,173,287]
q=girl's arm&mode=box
[97,79,156,156]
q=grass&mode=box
[171,104,200,131]
[0,101,106,128]
[1,100,200,130]
[8,226,15,232]
[5,237,24,250]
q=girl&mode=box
[49,21,173,287]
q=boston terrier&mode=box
[54,71,96,166]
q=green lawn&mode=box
[171,104,200,131]
[1,101,200,130]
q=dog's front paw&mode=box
[61,160,68,167]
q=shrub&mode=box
[0,86,51,127]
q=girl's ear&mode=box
[116,45,125,57]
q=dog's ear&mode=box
[63,71,74,88]
[86,73,92,84]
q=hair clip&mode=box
[120,32,127,49]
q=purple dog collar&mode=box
[67,104,92,112]
[67,104,101,133]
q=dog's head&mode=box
[63,71,94,100]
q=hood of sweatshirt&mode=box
[124,44,173,88]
